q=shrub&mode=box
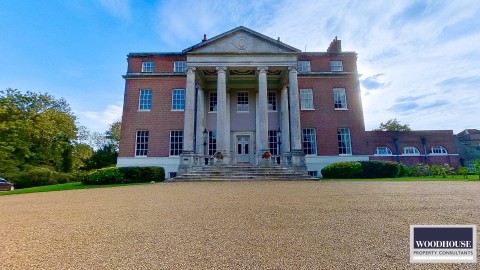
[119,167,165,183]
[83,167,123,185]
[140,167,165,182]
[357,161,399,178]
[321,161,406,179]
[321,161,362,179]
[83,166,165,185]
[397,163,411,177]
[458,167,469,178]
[5,167,75,189]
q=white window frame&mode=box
[174,61,186,73]
[302,128,317,155]
[300,89,314,110]
[171,89,185,111]
[430,146,448,155]
[268,130,279,155]
[267,91,277,111]
[337,128,352,155]
[237,91,249,112]
[209,92,217,112]
[330,60,343,72]
[142,61,154,72]
[374,146,393,156]
[138,89,152,111]
[297,61,311,72]
[169,130,183,156]
[333,88,348,110]
[208,131,217,156]
[135,130,149,157]
[403,146,420,156]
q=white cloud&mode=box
[97,0,131,20]
[76,104,123,133]
[150,0,480,133]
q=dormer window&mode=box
[142,62,154,72]
[297,61,311,72]
[330,60,343,72]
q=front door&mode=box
[236,135,251,163]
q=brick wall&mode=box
[298,53,367,156]
[128,54,187,73]
[119,76,186,157]
[365,130,461,167]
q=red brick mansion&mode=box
[117,26,460,178]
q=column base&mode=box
[177,151,194,175]
[290,149,307,173]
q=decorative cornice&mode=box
[216,66,227,73]
[257,67,269,74]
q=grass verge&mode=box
[320,175,479,181]
[0,182,147,196]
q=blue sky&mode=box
[1,0,479,133]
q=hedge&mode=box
[4,167,74,189]
[321,161,362,179]
[82,166,165,185]
[321,161,403,179]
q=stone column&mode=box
[216,66,228,163]
[178,67,196,174]
[226,91,231,161]
[280,85,291,154]
[195,85,205,154]
[257,67,269,158]
[288,66,306,172]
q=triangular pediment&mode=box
[183,26,300,54]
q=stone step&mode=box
[169,165,317,182]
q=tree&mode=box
[0,88,77,173]
[82,144,118,171]
[106,119,121,151]
[373,118,411,131]
[474,160,480,180]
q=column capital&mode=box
[216,66,227,73]
[186,67,196,75]
[257,66,269,73]
[288,66,298,73]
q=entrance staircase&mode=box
[169,165,317,182]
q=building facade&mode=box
[117,26,459,178]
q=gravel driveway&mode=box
[0,181,479,269]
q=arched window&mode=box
[374,146,393,156]
[403,146,420,155]
[430,146,448,155]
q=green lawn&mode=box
[1,176,478,196]
[321,175,479,181]
[0,182,147,196]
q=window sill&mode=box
[339,154,352,156]
[134,155,148,158]
[301,108,315,111]
[171,109,185,112]
[334,108,348,111]
[138,109,151,112]
[373,154,393,156]
[237,111,249,113]
[208,111,217,113]
[401,154,421,156]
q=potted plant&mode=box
[214,151,224,160]
[262,151,272,159]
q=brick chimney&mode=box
[327,36,342,53]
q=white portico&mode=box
[178,27,306,174]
